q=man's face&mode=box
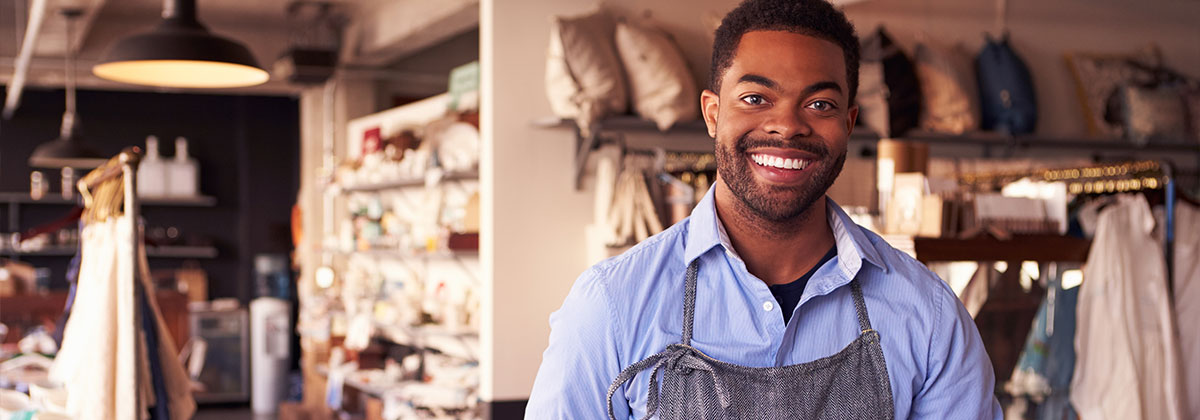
[702,30,856,222]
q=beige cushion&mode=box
[857,61,890,137]
[914,42,979,134]
[614,19,699,131]
[545,10,628,137]
[1123,85,1188,145]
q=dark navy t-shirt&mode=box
[769,246,838,325]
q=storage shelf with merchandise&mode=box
[305,91,483,419]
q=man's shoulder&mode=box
[583,218,691,290]
[852,225,958,302]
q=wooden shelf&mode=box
[914,234,1091,263]
[374,322,479,361]
[538,116,1200,190]
[0,192,217,207]
[2,245,218,259]
[536,116,1200,152]
[338,170,478,193]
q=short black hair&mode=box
[710,0,860,104]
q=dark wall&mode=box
[0,86,299,303]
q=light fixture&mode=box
[29,8,105,169]
[92,0,269,88]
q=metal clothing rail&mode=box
[960,160,1180,298]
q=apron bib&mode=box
[607,260,895,420]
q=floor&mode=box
[192,406,260,420]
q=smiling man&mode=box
[527,0,1002,418]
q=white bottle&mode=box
[167,137,199,197]
[137,136,168,198]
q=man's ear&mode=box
[701,89,720,139]
[845,104,859,135]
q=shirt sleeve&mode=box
[526,266,628,419]
[909,285,1004,420]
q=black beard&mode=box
[715,132,846,223]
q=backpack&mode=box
[976,34,1037,135]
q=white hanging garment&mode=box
[1172,201,1200,420]
[1070,194,1185,420]
[50,214,197,420]
[51,216,140,420]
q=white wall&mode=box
[482,0,1200,403]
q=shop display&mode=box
[914,41,978,135]
[167,137,200,197]
[137,136,168,198]
[859,27,923,138]
[52,150,195,420]
[304,93,482,419]
[29,171,47,200]
[1120,85,1191,145]
[545,9,628,138]
[614,17,699,131]
[1174,202,1200,419]
[1065,49,1162,137]
[976,34,1037,135]
[1071,194,1185,420]
[59,168,75,200]
[190,307,250,402]
[1185,89,1200,141]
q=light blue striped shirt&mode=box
[527,186,1003,419]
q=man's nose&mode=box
[761,106,812,140]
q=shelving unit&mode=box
[374,322,479,361]
[0,192,218,207]
[914,234,1092,263]
[339,171,480,193]
[1,192,222,261]
[536,116,1200,190]
[306,92,483,418]
[1,244,218,259]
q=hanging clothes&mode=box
[1070,194,1185,420]
[50,215,196,420]
[52,216,141,420]
[1006,264,1079,420]
[1172,201,1199,420]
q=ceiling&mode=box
[0,0,479,96]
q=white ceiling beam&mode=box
[3,0,48,119]
[341,0,478,67]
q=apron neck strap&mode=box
[681,259,700,346]
[850,280,874,332]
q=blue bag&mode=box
[976,34,1037,135]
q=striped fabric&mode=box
[527,186,1003,420]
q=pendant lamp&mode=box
[29,8,105,169]
[92,0,269,88]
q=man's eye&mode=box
[740,95,766,106]
[808,100,836,112]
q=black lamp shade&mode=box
[93,12,269,88]
[29,135,106,169]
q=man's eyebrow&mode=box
[736,76,844,98]
[800,81,843,98]
[736,74,778,90]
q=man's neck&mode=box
[714,181,837,286]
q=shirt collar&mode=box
[683,185,888,275]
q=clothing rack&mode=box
[958,160,1179,297]
[77,146,147,412]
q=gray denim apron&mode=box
[607,260,895,420]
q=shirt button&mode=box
[762,301,774,312]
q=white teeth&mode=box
[751,154,808,170]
